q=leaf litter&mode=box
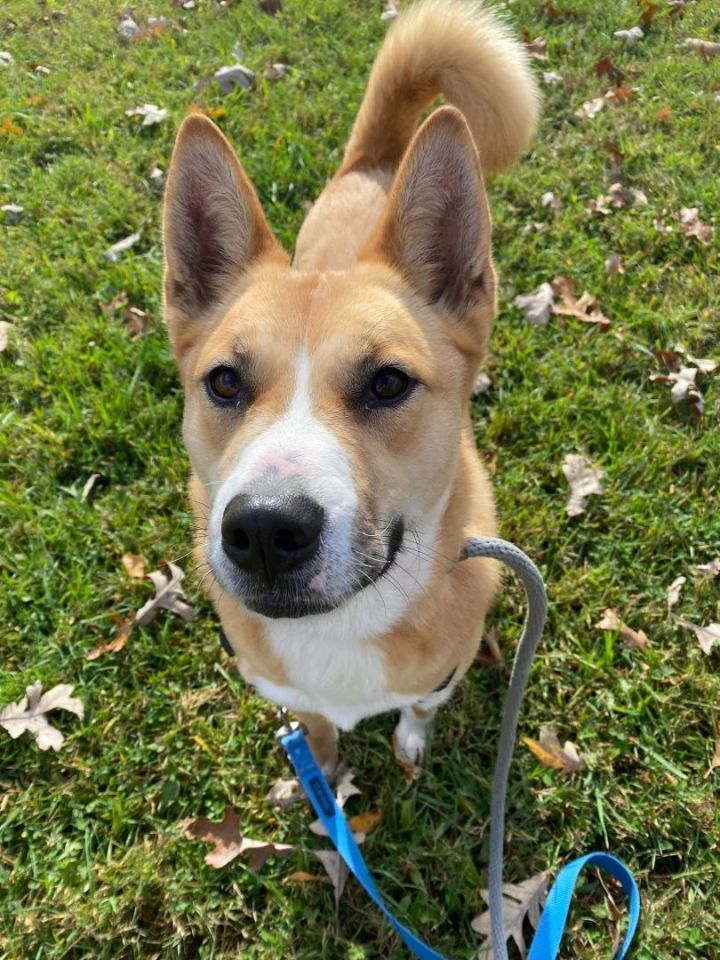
[678,620,720,656]
[594,608,650,650]
[0,681,84,751]
[472,872,549,957]
[523,725,584,773]
[185,806,294,869]
[562,453,604,517]
[136,562,194,625]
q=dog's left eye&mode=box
[368,367,412,406]
[206,366,243,403]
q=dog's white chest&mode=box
[251,633,418,731]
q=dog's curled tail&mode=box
[342,0,540,177]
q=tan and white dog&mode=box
[162,0,539,773]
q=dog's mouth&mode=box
[217,517,405,620]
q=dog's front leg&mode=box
[295,711,339,777]
[393,705,437,768]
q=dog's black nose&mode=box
[221,493,325,583]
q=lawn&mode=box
[1,0,719,957]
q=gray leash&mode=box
[462,536,548,960]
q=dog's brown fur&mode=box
[163,0,539,769]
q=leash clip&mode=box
[275,707,306,740]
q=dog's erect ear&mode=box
[364,106,493,318]
[163,114,286,320]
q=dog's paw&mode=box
[392,710,428,779]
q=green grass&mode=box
[1,0,719,957]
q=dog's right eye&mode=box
[206,366,244,403]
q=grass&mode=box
[1,0,719,957]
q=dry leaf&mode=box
[136,562,194,625]
[265,777,303,806]
[473,371,492,396]
[381,0,400,21]
[704,722,720,780]
[513,282,554,326]
[542,0,573,19]
[657,104,672,124]
[0,51,14,67]
[122,552,146,579]
[683,38,720,61]
[562,453,603,517]
[523,725,584,773]
[472,872,548,957]
[524,36,547,59]
[551,276,611,330]
[335,768,361,809]
[575,94,609,119]
[125,103,167,126]
[104,231,141,262]
[651,365,704,414]
[284,870,331,885]
[2,203,23,224]
[1,116,23,137]
[214,64,255,93]
[678,619,720,656]
[614,26,644,47]
[605,254,626,277]
[639,1,659,24]
[667,576,686,614]
[0,321,12,352]
[0,681,84,751]
[594,608,650,649]
[542,70,563,85]
[677,207,712,244]
[541,191,562,211]
[696,558,720,579]
[265,62,288,79]
[124,306,149,338]
[80,473,100,502]
[185,806,294,869]
[347,810,382,836]
[86,617,134,661]
[259,0,283,14]
[314,850,349,904]
[594,55,627,84]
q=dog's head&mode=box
[163,108,496,620]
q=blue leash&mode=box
[278,536,641,959]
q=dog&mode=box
[162,0,539,774]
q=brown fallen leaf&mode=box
[683,38,720,61]
[639,1,659,25]
[594,608,650,650]
[605,254,626,277]
[85,616,134,661]
[704,721,720,780]
[0,681,84,751]
[551,276,611,330]
[542,0,573,19]
[104,231,141,263]
[594,55,627,84]
[513,282,554,326]
[650,366,705,415]
[259,0,283,12]
[265,777,303,807]
[696,558,720,579]
[613,27,644,47]
[472,371,492,396]
[562,453,603,517]
[473,872,549,957]
[122,552,146,579]
[666,576,686,615]
[124,306,149,338]
[136,562,194,625]
[523,34,547,59]
[657,104,672,124]
[335,768,361,809]
[677,207,712,244]
[523,725,584,773]
[185,806,294,869]
[284,870,331,885]
[314,850,349,904]
[347,810,382,836]
[80,472,101,502]
[678,619,720,656]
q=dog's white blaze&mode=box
[254,485,452,730]
[208,348,357,588]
